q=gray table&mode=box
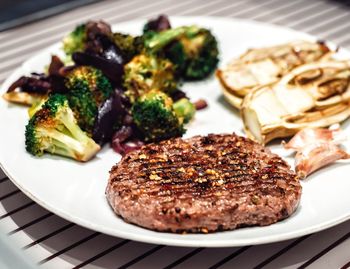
[1,0,350,268]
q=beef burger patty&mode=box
[106,133,301,233]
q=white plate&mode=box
[1,17,350,247]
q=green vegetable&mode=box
[172,97,195,124]
[62,24,87,56]
[144,26,188,52]
[112,33,144,62]
[123,54,178,103]
[131,90,185,142]
[144,25,219,80]
[65,66,113,134]
[25,94,100,162]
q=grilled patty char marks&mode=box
[106,133,301,233]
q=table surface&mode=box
[1,0,350,268]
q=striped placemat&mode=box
[1,0,350,268]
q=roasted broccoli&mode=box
[112,33,144,63]
[131,90,185,142]
[25,94,100,162]
[123,54,177,103]
[62,24,87,56]
[144,25,219,80]
[65,66,114,134]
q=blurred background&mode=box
[0,0,99,31]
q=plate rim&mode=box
[1,15,349,247]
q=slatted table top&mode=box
[1,0,350,268]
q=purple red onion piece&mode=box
[72,52,124,85]
[169,89,188,102]
[86,20,113,41]
[48,55,64,76]
[111,126,145,155]
[92,89,126,145]
[144,15,171,32]
[7,75,51,94]
[194,99,208,110]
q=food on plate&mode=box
[64,66,114,135]
[2,15,217,161]
[294,144,350,179]
[106,133,301,233]
[63,20,116,61]
[25,94,100,162]
[3,55,74,107]
[28,98,48,118]
[284,126,350,178]
[217,40,332,108]
[63,23,87,57]
[2,55,68,106]
[131,90,194,142]
[123,54,177,103]
[172,97,196,123]
[241,60,350,144]
[193,98,208,110]
[143,24,219,80]
[283,124,344,150]
[2,74,50,106]
[112,33,144,63]
[143,14,172,33]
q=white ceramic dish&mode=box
[1,17,350,247]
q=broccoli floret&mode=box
[113,33,144,63]
[131,90,184,142]
[25,94,100,162]
[63,24,87,56]
[65,66,113,134]
[172,98,195,124]
[123,54,177,103]
[145,26,219,80]
[144,26,188,52]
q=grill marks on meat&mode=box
[106,133,301,233]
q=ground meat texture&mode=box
[106,133,301,233]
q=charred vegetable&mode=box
[85,33,124,65]
[72,52,124,85]
[131,90,193,142]
[143,14,171,33]
[145,25,219,80]
[217,40,332,108]
[92,89,126,145]
[63,24,86,56]
[63,19,125,73]
[65,66,114,135]
[25,94,100,162]
[241,61,350,144]
[3,55,69,106]
[123,54,177,103]
[112,33,144,63]
[3,16,215,162]
[3,74,50,106]
[63,20,113,56]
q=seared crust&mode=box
[106,133,301,233]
